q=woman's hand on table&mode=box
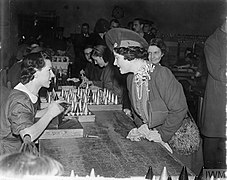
[137,124,162,142]
[55,100,72,115]
[127,124,162,142]
[137,124,173,153]
[126,128,145,141]
[47,101,65,118]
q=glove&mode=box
[126,128,145,141]
[126,125,173,153]
[137,124,162,142]
[137,124,173,153]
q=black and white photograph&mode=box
[0,0,226,179]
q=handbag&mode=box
[19,134,39,156]
[168,111,201,155]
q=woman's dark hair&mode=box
[94,18,110,33]
[84,44,93,50]
[92,45,114,63]
[113,46,148,61]
[82,23,89,28]
[0,152,63,177]
[20,51,51,84]
[149,38,167,55]
[110,19,120,25]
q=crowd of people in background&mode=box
[7,17,159,83]
[3,17,159,119]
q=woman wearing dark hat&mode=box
[113,41,187,142]
[105,28,202,174]
[106,28,187,141]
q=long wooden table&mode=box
[39,111,194,177]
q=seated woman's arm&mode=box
[20,102,62,141]
[9,98,63,142]
[20,101,63,141]
[35,108,48,118]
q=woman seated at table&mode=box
[91,44,124,102]
[80,45,103,81]
[0,51,64,155]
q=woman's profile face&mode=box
[113,51,129,74]
[92,56,106,67]
[148,45,163,64]
[84,48,93,63]
[35,59,55,88]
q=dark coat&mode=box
[201,28,227,138]
[100,64,123,100]
[85,62,102,81]
[143,32,154,43]
[93,64,124,103]
[127,64,188,142]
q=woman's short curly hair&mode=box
[20,51,51,84]
[113,46,148,61]
[149,38,167,55]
